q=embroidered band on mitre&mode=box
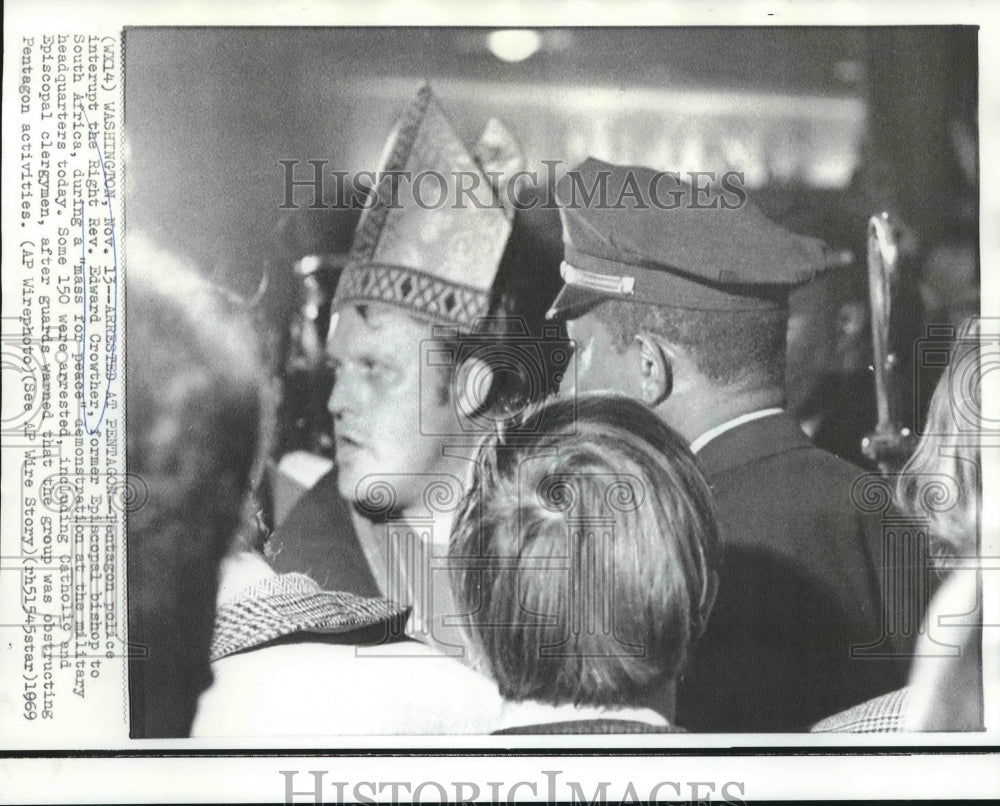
[332,85,523,329]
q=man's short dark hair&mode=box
[592,299,788,388]
[450,394,719,708]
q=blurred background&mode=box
[124,26,979,482]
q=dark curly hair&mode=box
[591,298,788,389]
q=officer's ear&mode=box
[634,332,673,407]
[454,356,494,417]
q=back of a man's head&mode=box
[127,237,265,737]
[451,394,719,710]
[546,160,834,404]
[592,299,789,391]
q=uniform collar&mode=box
[690,408,784,454]
[695,410,813,478]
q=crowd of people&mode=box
[128,87,984,738]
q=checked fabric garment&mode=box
[210,572,408,662]
[811,687,912,733]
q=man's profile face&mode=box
[562,310,644,400]
[326,305,457,512]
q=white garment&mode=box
[193,551,502,736]
[192,639,502,736]
[497,699,669,731]
[905,570,985,731]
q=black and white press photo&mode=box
[3,5,997,802]
[120,24,988,741]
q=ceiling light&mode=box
[487,29,542,63]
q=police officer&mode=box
[547,158,911,732]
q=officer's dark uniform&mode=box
[547,159,912,732]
